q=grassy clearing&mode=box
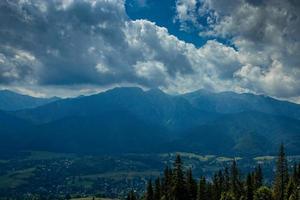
[254,156,275,161]
[0,160,8,164]
[71,198,118,200]
[82,170,160,181]
[0,168,35,189]
[160,152,216,162]
[24,151,74,160]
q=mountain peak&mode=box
[0,89,22,96]
[107,86,144,94]
[182,88,214,97]
[146,88,165,95]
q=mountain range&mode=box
[0,90,59,111]
[0,87,299,156]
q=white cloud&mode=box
[0,0,299,102]
[96,63,110,74]
[174,0,300,99]
[175,0,198,31]
[134,60,168,84]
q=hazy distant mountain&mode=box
[1,87,300,155]
[0,90,59,111]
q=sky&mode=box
[0,0,300,102]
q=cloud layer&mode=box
[0,0,299,101]
[175,0,300,99]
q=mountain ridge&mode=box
[1,87,300,156]
[0,90,60,111]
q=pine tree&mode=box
[220,192,235,200]
[206,182,213,200]
[197,177,207,200]
[140,146,298,200]
[154,178,161,200]
[224,167,230,192]
[288,187,299,200]
[291,163,299,186]
[65,194,71,200]
[253,165,263,190]
[212,171,224,200]
[146,179,154,200]
[297,163,300,185]
[254,186,273,200]
[246,173,254,200]
[127,190,137,200]
[230,160,242,200]
[186,168,197,200]
[172,155,187,200]
[273,144,289,200]
[162,166,172,200]
[218,170,225,191]
[285,177,295,200]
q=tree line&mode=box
[127,144,300,200]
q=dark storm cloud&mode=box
[0,0,129,85]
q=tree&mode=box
[186,168,197,200]
[197,177,207,200]
[291,163,299,186]
[246,173,254,200]
[230,160,242,200]
[224,167,230,192]
[206,182,213,200]
[146,179,154,200]
[172,155,187,200]
[212,171,224,200]
[288,187,299,200]
[154,178,161,200]
[127,190,137,200]
[65,194,71,200]
[285,177,295,200]
[254,186,273,200]
[253,165,263,190]
[220,192,235,200]
[140,146,298,200]
[161,166,172,200]
[273,144,289,200]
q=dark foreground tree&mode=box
[253,165,263,190]
[146,180,154,200]
[186,168,197,200]
[172,155,187,200]
[197,176,207,200]
[127,190,137,200]
[133,145,298,200]
[220,192,235,200]
[246,173,254,200]
[254,186,273,200]
[273,144,289,200]
[154,178,161,200]
[230,160,242,200]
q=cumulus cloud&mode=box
[0,0,223,95]
[0,0,299,102]
[175,0,300,99]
